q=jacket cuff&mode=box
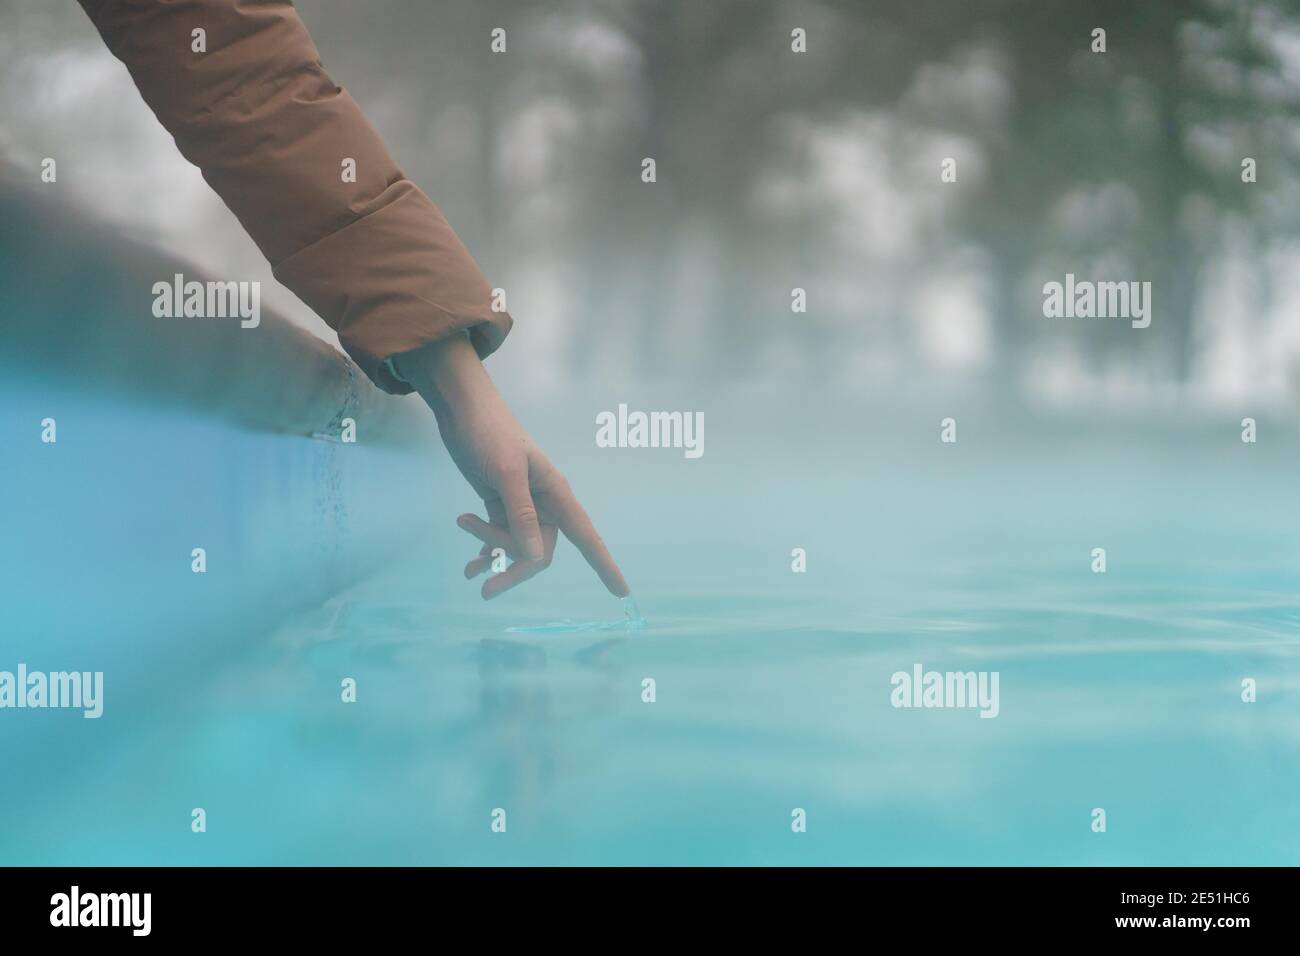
[272,179,512,395]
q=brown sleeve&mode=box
[77,0,512,395]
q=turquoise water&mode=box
[3,384,1299,865]
[506,597,646,634]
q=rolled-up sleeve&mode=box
[77,0,512,394]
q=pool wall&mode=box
[1,176,450,764]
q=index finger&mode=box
[545,480,629,597]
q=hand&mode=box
[394,333,630,601]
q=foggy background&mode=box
[2,0,1299,411]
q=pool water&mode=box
[3,384,1298,865]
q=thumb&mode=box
[498,469,545,561]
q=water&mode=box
[3,385,1299,865]
[506,596,647,634]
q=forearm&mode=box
[392,333,495,420]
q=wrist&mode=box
[392,332,493,417]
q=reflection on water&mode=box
[506,595,647,634]
[7,561,1297,865]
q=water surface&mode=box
[3,389,1298,865]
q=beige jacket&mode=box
[77,0,512,394]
